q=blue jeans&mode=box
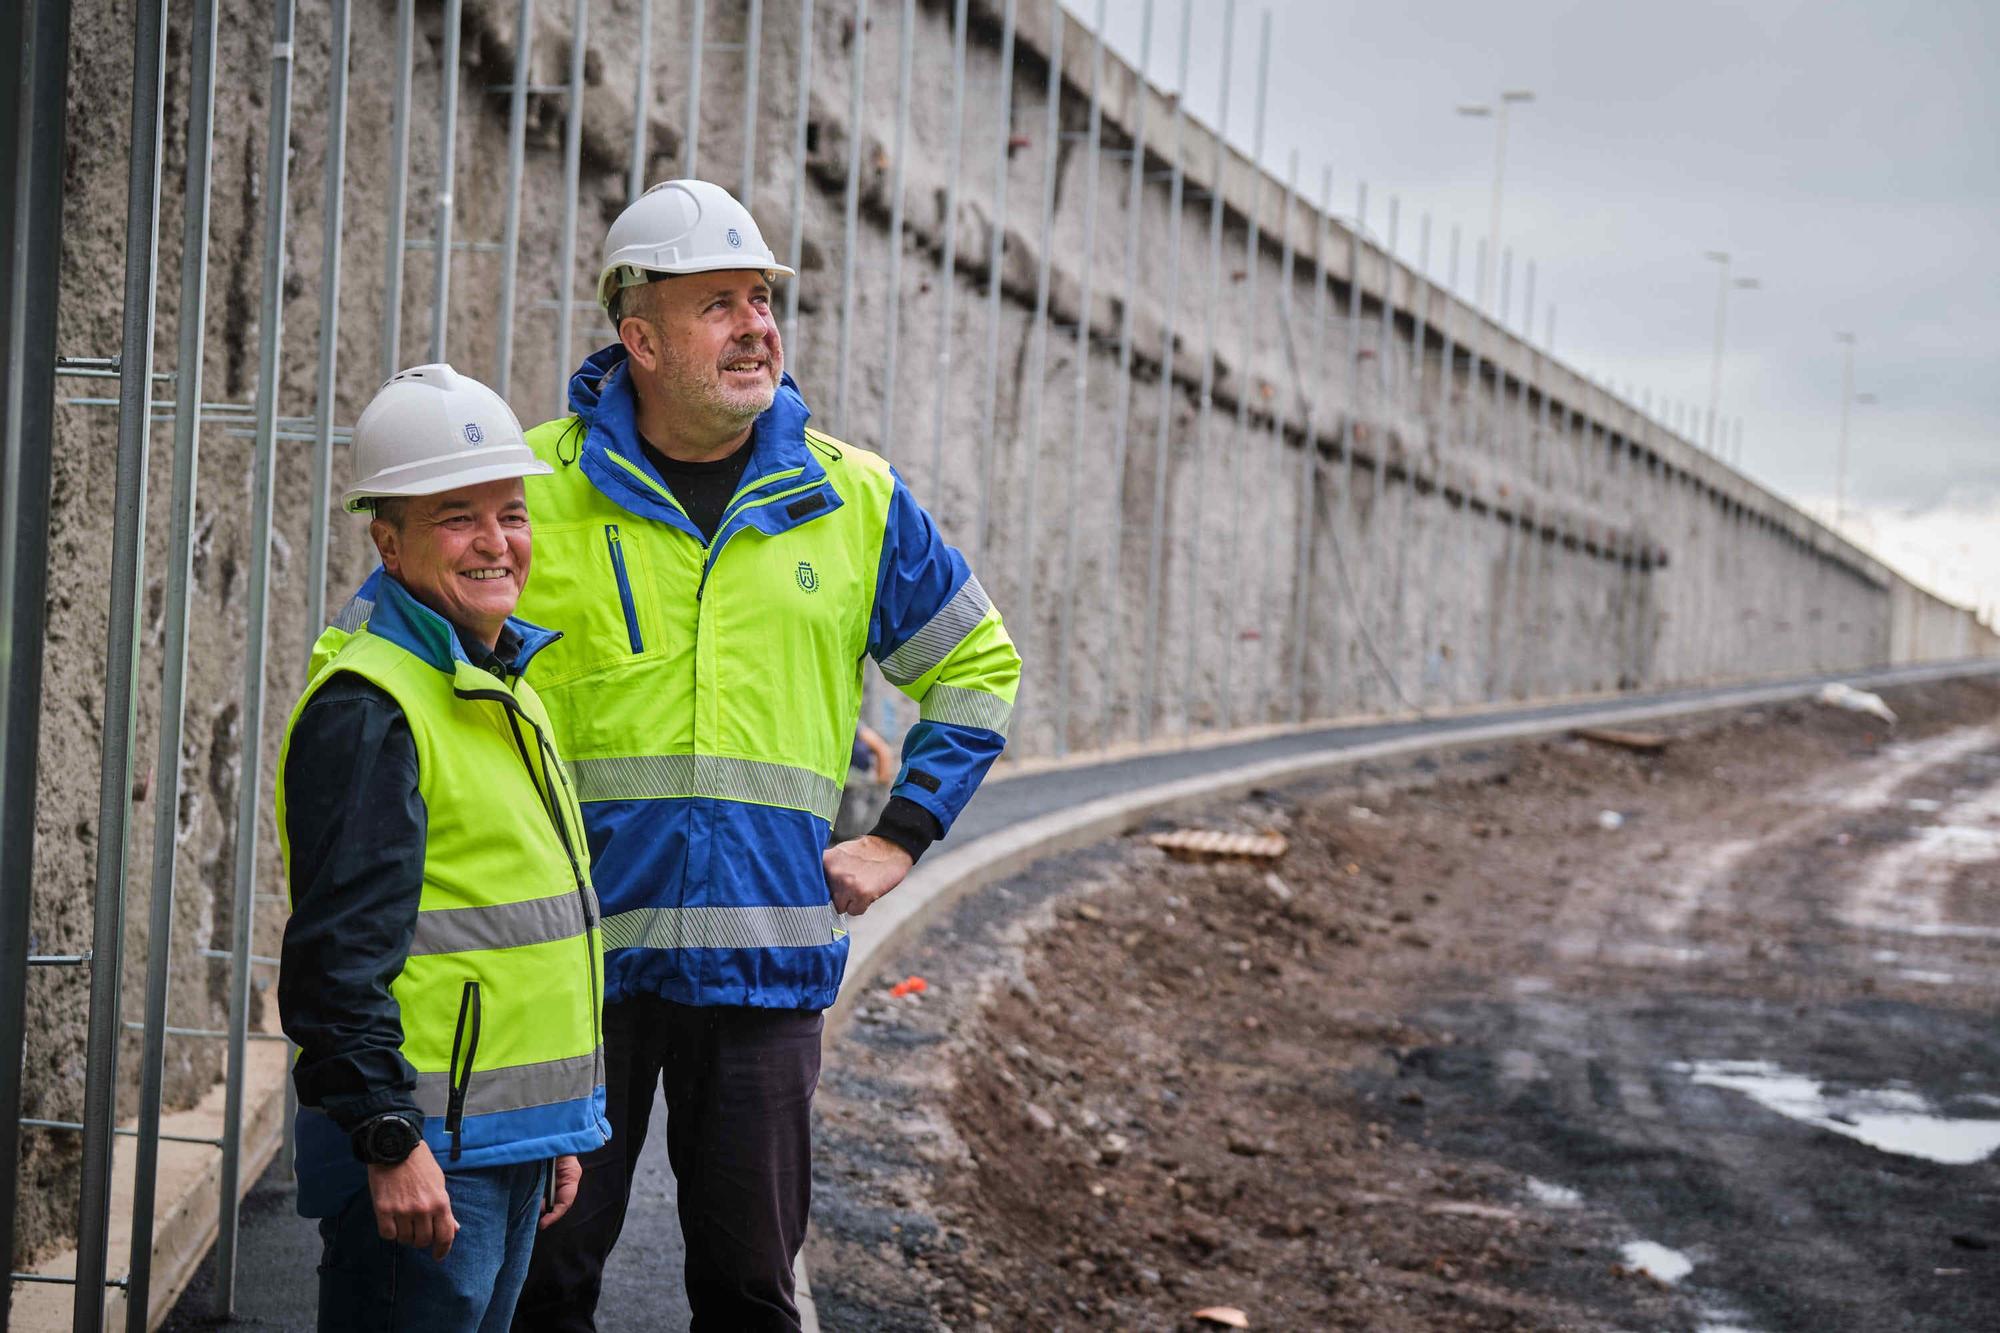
[316,1158,547,1332]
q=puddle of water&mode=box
[1620,1239,1694,1283]
[1843,772,2000,936]
[1523,1177,1581,1208]
[1676,1059,2000,1165]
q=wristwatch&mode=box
[350,1112,423,1165]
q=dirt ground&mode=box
[807,676,2000,1332]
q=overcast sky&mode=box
[1062,0,1999,618]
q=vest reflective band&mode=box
[277,623,608,1170]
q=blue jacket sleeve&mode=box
[867,471,1022,838]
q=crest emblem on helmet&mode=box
[726,227,743,249]
[795,561,819,593]
[463,422,485,444]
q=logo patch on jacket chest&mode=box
[795,561,819,593]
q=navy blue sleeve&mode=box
[277,676,427,1134]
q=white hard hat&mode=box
[343,363,552,513]
[597,179,796,317]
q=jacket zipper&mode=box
[444,979,482,1161]
[605,524,644,652]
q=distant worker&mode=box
[510,180,1021,1331]
[280,366,609,1332]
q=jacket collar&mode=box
[565,344,829,537]
[333,566,562,678]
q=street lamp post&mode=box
[1703,250,1759,453]
[1458,89,1533,316]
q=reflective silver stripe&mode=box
[599,904,846,952]
[880,575,992,686]
[331,593,373,632]
[409,892,593,957]
[919,683,1013,738]
[412,1048,603,1119]
[567,753,841,822]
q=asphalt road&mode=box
[163,657,2000,1330]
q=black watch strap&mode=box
[350,1112,423,1165]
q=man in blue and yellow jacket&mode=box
[511,181,1019,1332]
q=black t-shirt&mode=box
[640,436,753,543]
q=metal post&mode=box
[308,0,351,637]
[1287,163,1332,722]
[684,0,707,177]
[1408,213,1434,707]
[1052,0,1105,756]
[1136,0,1192,744]
[554,0,588,414]
[833,0,869,427]
[924,0,970,499]
[207,4,291,1320]
[1011,0,1065,713]
[740,0,764,201]
[382,0,414,377]
[1410,213,1430,397]
[782,0,815,340]
[878,0,915,454]
[0,0,73,1310]
[496,0,535,399]
[74,0,169,1323]
[1340,183,1364,710]
[630,0,652,199]
[1176,0,1235,735]
[1094,0,1152,747]
[1216,6,1269,732]
[972,0,1020,562]
[428,0,464,362]
[1378,196,1395,396]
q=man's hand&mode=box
[540,1154,581,1230]
[367,1141,458,1260]
[823,835,914,917]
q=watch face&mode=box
[367,1116,421,1162]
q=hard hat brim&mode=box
[343,453,555,514]
[596,257,798,314]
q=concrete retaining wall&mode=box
[15,0,1992,1271]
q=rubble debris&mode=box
[888,975,929,998]
[1148,829,1289,860]
[1815,682,1898,725]
[1596,810,1626,831]
[1191,1306,1250,1328]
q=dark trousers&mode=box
[511,997,823,1333]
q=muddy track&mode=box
[808,677,2000,1332]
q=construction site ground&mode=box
[808,675,2000,1332]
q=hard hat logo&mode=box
[726,228,742,249]
[463,422,485,445]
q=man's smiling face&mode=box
[622,269,784,433]
[371,477,531,652]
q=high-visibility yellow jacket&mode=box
[279,573,609,1172]
[515,346,1020,1010]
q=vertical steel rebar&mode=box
[971,0,1020,562]
[0,0,73,1308]
[1094,0,1153,747]
[1249,145,1296,726]
[1408,213,1434,705]
[1168,0,1232,732]
[740,0,764,200]
[554,0,588,414]
[1287,163,1332,722]
[308,0,352,637]
[1223,10,1275,728]
[924,0,971,501]
[1370,193,1400,706]
[428,0,465,362]
[382,0,415,378]
[74,0,169,1323]
[496,0,535,400]
[782,0,815,342]
[1378,196,1395,397]
[833,0,869,427]
[630,0,652,199]
[1136,0,1192,744]
[1339,183,1364,711]
[684,0,707,177]
[878,0,915,454]
[206,4,294,1320]
[1010,0,1065,723]
[1442,223,1462,702]
[1051,0,1105,756]
[1410,213,1430,398]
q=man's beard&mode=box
[660,337,780,424]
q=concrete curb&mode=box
[799,658,2000,1331]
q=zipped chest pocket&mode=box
[605,525,644,653]
[445,980,482,1161]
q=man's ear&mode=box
[619,310,658,372]
[371,518,403,578]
